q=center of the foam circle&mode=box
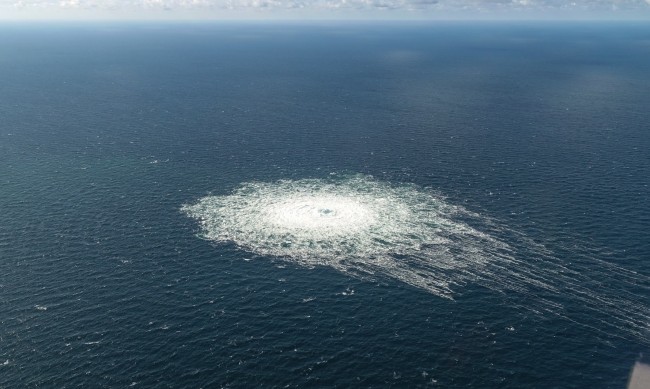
[319,208,335,216]
[263,195,377,232]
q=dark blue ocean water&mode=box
[0,22,649,388]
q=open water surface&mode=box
[0,22,649,387]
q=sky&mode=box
[1,0,649,20]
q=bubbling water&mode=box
[182,175,517,298]
[266,195,375,232]
[183,174,650,343]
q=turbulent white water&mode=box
[183,174,649,342]
[183,174,516,297]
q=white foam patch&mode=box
[183,174,649,342]
[183,175,512,297]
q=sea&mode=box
[0,22,649,388]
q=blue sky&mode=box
[1,0,649,20]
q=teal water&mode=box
[0,23,649,387]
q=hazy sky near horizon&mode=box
[1,0,650,20]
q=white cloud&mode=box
[1,0,649,18]
[58,0,80,8]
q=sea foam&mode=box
[183,174,649,342]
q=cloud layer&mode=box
[2,0,650,19]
